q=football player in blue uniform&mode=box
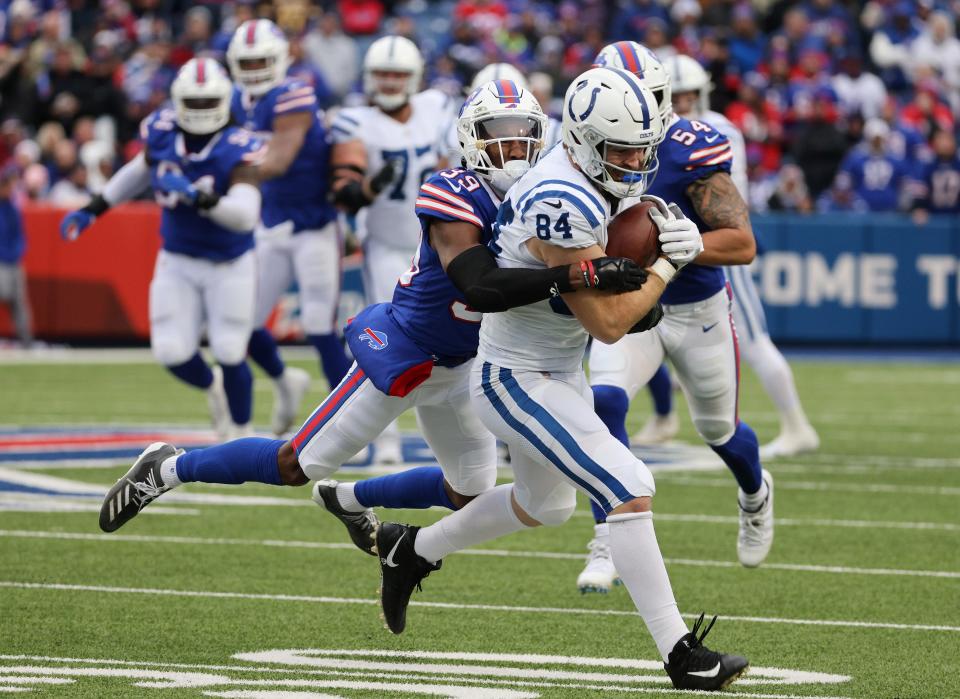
[61,58,263,440]
[583,42,774,590]
[227,19,351,436]
[95,80,647,538]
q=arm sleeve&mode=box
[203,182,261,233]
[445,244,573,313]
[102,152,151,206]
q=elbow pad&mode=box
[332,180,372,215]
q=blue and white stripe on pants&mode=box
[725,264,768,345]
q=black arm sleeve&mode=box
[445,244,574,313]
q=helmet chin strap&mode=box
[488,160,530,193]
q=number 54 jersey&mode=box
[388,168,500,361]
[330,89,454,251]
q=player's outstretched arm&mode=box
[434,220,647,313]
[197,164,262,232]
[527,238,668,344]
[685,171,756,266]
[60,152,152,240]
[258,111,311,180]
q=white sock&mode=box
[607,511,689,661]
[593,521,609,540]
[335,482,366,513]
[414,484,525,563]
[160,455,182,488]
[739,480,769,512]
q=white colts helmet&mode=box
[363,35,423,111]
[666,54,712,117]
[171,58,233,135]
[593,41,672,123]
[458,79,547,192]
[469,63,528,93]
[227,19,290,97]
[561,67,665,199]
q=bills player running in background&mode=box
[667,55,818,459]
[227,19,351,436]
[372,67,748,691]
[579,42,774,595]
[61,58,262,439]
[328,35,454,463]
[95,80,643,539]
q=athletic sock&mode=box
[220,362,253,426]
[353,466,457,511]
[160,455,182,488]
[590,499,607,524]
[247,328,285,379]
[414,484,524,563]
[648,363,673,416]
[308,333,351,389]
[176,438,285,485]
[335,482,365,512]
[607,510,689,661]
[166,352,213,389]
[711,421,763,494]
[592,384,630,447]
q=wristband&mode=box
[579,259,596,288]
[649,257,676,285]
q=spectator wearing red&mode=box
[900,82,954,138]
[338,0,384,35]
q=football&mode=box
[605,200,661,267]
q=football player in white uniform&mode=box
[667,54,819,459]
[228,19,351,436]
[372,67,749,692]
[60,59,262,439]
[579,43,773,597]
[329,35,454,462]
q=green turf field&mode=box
[1,354,958,698]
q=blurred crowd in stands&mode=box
[0,0,959,218]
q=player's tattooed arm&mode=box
[258,112,311,180]
[685,171,756,266]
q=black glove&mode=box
[579,257,648,292]
[368,158,399,196]
[628,302,664,333]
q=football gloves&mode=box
[580,257,648,292]
[59,210,96,241]
[649,202,703,268]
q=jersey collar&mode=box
[175,131,223,161]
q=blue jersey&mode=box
[915,157,960,214]
[141,108,262,261]
[230,79,337,232]
[836,148,908,212]
[389,168,500,360]
[646,116,733,304]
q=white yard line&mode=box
[1,580,956,633]
[654,476,960,497]
[3,529,960,580]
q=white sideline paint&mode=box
[1,580,957,632]
[2,529,957,579]
[655,475,960,497]
[0,654,852,697]
[0,497,199,516]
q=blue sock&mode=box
[354,466,458,510]
[590,499,607,524]
[176,438,284,485]
[248,328,285,379]
[166,352,213,389]
[308,333,351,389]
[710,421,763,494]
[648,363,673,416]
[592,384,630,448]
[220,362,253,425]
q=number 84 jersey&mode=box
[330,89,454,251]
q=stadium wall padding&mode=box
[1,205,958,344]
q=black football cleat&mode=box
[312,479,379,556]
[99,442,182,533]
[376,522,441,634]
[664,613,749,691]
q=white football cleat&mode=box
[374,432,403,465]
[206,365,231,440]
[737,469,774,568]
[227,422,254,440]
[631,412,679,444]
[576,537,620,594]
[759,425,820,459]
[271,366,312,436]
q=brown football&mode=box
[605,200,660,267]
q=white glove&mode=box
[649,203,703,268]
[637,193,671,217]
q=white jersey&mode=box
[478,145,612,373]
[331,89,455,250]
[701,109,748,199]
